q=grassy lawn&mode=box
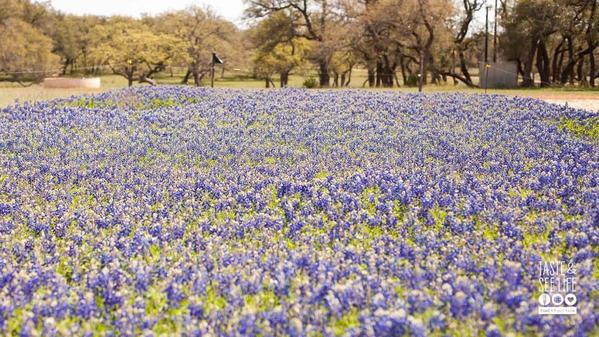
[1,69,598,107]
[0,75,126,107]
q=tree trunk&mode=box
[552,41,564,84]
[556,49,565,83]
[387,67,395,87]
[561,37,576,84]
[280,71,289,87]
[188,62,202,86]
[182,69,191,84]
[367,68,375,87]
[582,0,598,87]
[585,0,597,86]
[375,61,382,87]
[439,70,480,87]
[319,61,330,87]
[428,54,440,85]
[421,52,429,85]
[451,50,457,85]
[418,51,424,92]
[394,72,401,87]
[382,56,394,87]
[458,47,474,87]
[536,40,550,87]
[576,57,586,86]
[345,67,352,86]
[193,72,201,86]
[61,59,71,75]
[590,50,596,87]
[400,57,408,86]
[140,75,157,86]
[128,76,134,87]
[522,38,538,87]
[516,59,524,78]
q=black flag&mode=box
[212,53,223,65]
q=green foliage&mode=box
[405,73,419,87]
[559,117,599,141]
[303,77,319,88]
[244,290,280,312]
[502,0,560,60]
[330,50,355,79]
[361,186,380,216]
[88,21,187,86]
[51,15,103,74]
[153,318,177,335]
[145,285,168,317]
[56,257,73,283]
[92,323,108,337]
[333,309,360,336]
[95,293,105,311]
[67,97,103,109]
[429,206,448,231]
[393,200,407,224]
[149,244,161,261]
[250,12,312,86]
[149,98,178,109]
[148,6,242,85]
[6,306,26,335]
[252,40,311,84]
[522,213,552,249]
[0,18,59,82]
[203,284,227,314]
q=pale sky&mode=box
[50,0,246,26]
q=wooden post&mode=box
[485,64,490,94]
[211,53,215,88]
[418,51,424,92]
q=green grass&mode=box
[0,75,126,107]
[1,69,598,107]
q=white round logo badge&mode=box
[564,293,577,306]
[551,294,564,306]
[538,293,551,306]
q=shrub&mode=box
[405,73,419,87]
[303,77,318,88]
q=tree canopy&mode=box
[0,0,597,88]
[0,0,59,85]
[88,21,187,86]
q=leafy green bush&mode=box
[303,78,318,89]
[405,73,419,87]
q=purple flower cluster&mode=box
[0,87,597,336]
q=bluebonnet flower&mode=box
[0,88,595,336]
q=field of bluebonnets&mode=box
[0,87,597,337]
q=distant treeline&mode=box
[0,0,597,88]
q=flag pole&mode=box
[211,52,215,88]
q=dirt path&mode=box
[541,99,599,112]
[524,93,599,100]
[497,91,598,112]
